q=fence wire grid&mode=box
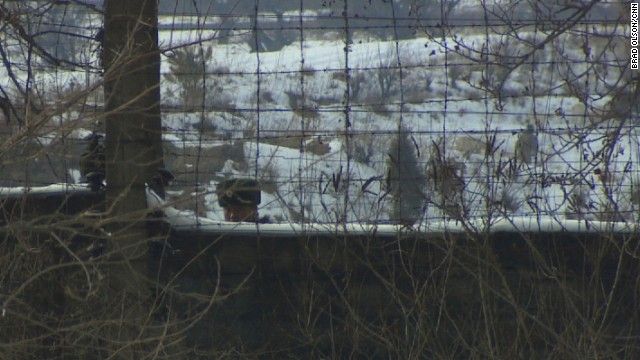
[0,0,638,225]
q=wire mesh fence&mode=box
[0,0,638,225]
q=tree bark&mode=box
[102,0,163,347]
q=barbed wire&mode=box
[0,0,638,223]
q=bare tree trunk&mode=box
[102,0,163,350]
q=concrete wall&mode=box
[164,229,639,357]
[2,189,639,358]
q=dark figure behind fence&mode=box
[216,178,262,222]
[79,132,105,192]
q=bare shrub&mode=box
[165,45,213,108]
[427,137,467,219]
[348,71,367,101]
[350,134,375,165]
[386,128,425,224]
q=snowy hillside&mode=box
[0,3,636,227]
[158,22,639,226]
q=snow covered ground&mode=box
[158,24,639,226]
[4,183,637,236]
[1,6,637,228]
